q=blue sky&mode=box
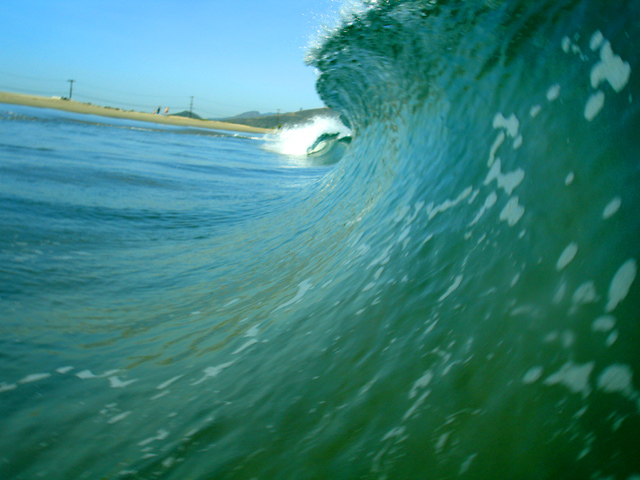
[0,0,343,118]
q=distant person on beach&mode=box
[154,106,161,115]
[164,107,169,115]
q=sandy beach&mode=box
[0,91,271,134]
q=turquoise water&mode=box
[2,1,640,479]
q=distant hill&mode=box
[170,110,203,120]
[217,108,340,129]
[228,111,277,119]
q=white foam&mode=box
[544,361,594,396]
[590,41,631,93]
[245,325,260,337]
[469,191,498,226]
[407,201,426,222]
[382,426,407,442]
[409,370,433,399]
[233,339,258,354]
[108,411,132,424]
[394,204,411,223]
[438,275,463,302]
[513,134,523,149]
[546,84,561,101]
[605,258,637,312]
[529,105,542,118]
[556,243,578,271]
[459,453,478,475]
[263,116,350,156]
[369,245,393,268]
[18,373,51,384]
[362,282,376,292]
[522,366,544,384]
[603,197,621,219]
[191,361,235,386]
[487,113,521,166]
[584,91,605,121]
[592,315,616,332]
[56,366,74,374]
[436,432,451,453]
[484,159,525,196]
[488,130,505,167]
[606,330,619,347]
[0,382,17,393]
[403,390,430,420]
[574,411,591,426]
[358,376,378,397]
[572,281,598,306]
[565,172,575,185]
[577,446,591,461]
[590,31,604,51]
[109,376,138,388]
[151,390,170,400]
[273,280,313,312]
[397,226,411,244]
[493,113,519,138]
[76,370,98,379]
[427,187,473,220]
[597,364,634,395]
[499,196,525,226]
[423,320,438,336]
[137,429,170,447]
[156,375,185,390]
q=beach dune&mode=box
[0,91,271,134]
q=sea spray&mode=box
[263,115,351,156]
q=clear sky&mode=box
[0,0,343,118]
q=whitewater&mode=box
[1,1,639,479]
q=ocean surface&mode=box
[1,1,639,479]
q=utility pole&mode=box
[67,79,74,100]
[189,96,194,118]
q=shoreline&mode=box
[0,91,272,134]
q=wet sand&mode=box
[0,91,271,134]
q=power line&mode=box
[72,93,157,110]
[0,85,61,97]
[2,85,284,119]
[0,70,64,82]
[0,70,300,118]
[77,80,188,99]
[0,72,232,108]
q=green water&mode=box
[1,1,640,478]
